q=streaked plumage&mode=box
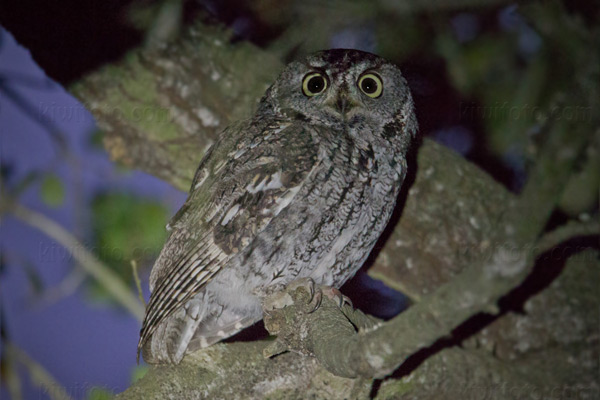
[138,49,418,364]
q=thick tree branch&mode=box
[116,341,373,400]
[71,22,281,191]
[262,245,530,378]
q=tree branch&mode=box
[4,203,145,320]
[536,219,599,256]
[5,343,74,400]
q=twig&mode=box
[2,351,24,400]
[6,202,145,320]
[536,219,600,256]
[34,268,86,307]
[131,259,147,307]
[5,343,74,400]
[508,118,590,244]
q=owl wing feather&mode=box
[137,119,320,361]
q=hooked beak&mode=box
[327,90,357,116]
[336,92,350,114]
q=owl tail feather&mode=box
[141,299,206,364]
[140,299,260,365]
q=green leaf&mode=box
[41,174,65,207]
[87,386,114,400]
[131,365,149,383]
[89,192,168,302]
[89,129,105,149]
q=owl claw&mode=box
[321,286,353,308]
[307,290,323,313]
[262,278,356,360]
[263,277,318,313]
[282,277,322,313]
[263,278,350,316]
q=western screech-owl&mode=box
[138,49,418,364]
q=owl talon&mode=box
[263,278,353,316]
[283,277,322,313]
[284,277,315,297]
[307,290,323,313]
[321,286,353,308]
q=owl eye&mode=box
[302,72,328,96]
[358,73,383,98]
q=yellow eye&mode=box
[358,73,383,98]
[302,72,328,96]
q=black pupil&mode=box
[361,77,378,94]
[307,76,325,93]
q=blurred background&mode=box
[0,1,597,399]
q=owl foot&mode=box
[262,278,351,315]
[262,278,354,359]
[263,277,323,315]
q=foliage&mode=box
[89,193,168,303]
[40,174,65,208]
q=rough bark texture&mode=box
[72,22,281,191]
[377,251,599,400]
[368,140,517,300]
[70,19,599,400]
[119,341,372,400]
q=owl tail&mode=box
[140,298,259,364]
[141,299,206,364]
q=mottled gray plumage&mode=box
[138,49,418,364]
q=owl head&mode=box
[260,49,416,139]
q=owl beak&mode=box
[334,91,356,115]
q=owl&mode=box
[138,49,418,364]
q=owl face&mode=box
[262,49,412,133]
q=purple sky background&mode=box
[0,27,186,399]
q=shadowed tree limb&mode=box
[262,245,531,379]
[535,219,599,255]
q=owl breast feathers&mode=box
[138,49,418,364]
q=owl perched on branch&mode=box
[138,49,418,364]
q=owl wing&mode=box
[137,120,320,362]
